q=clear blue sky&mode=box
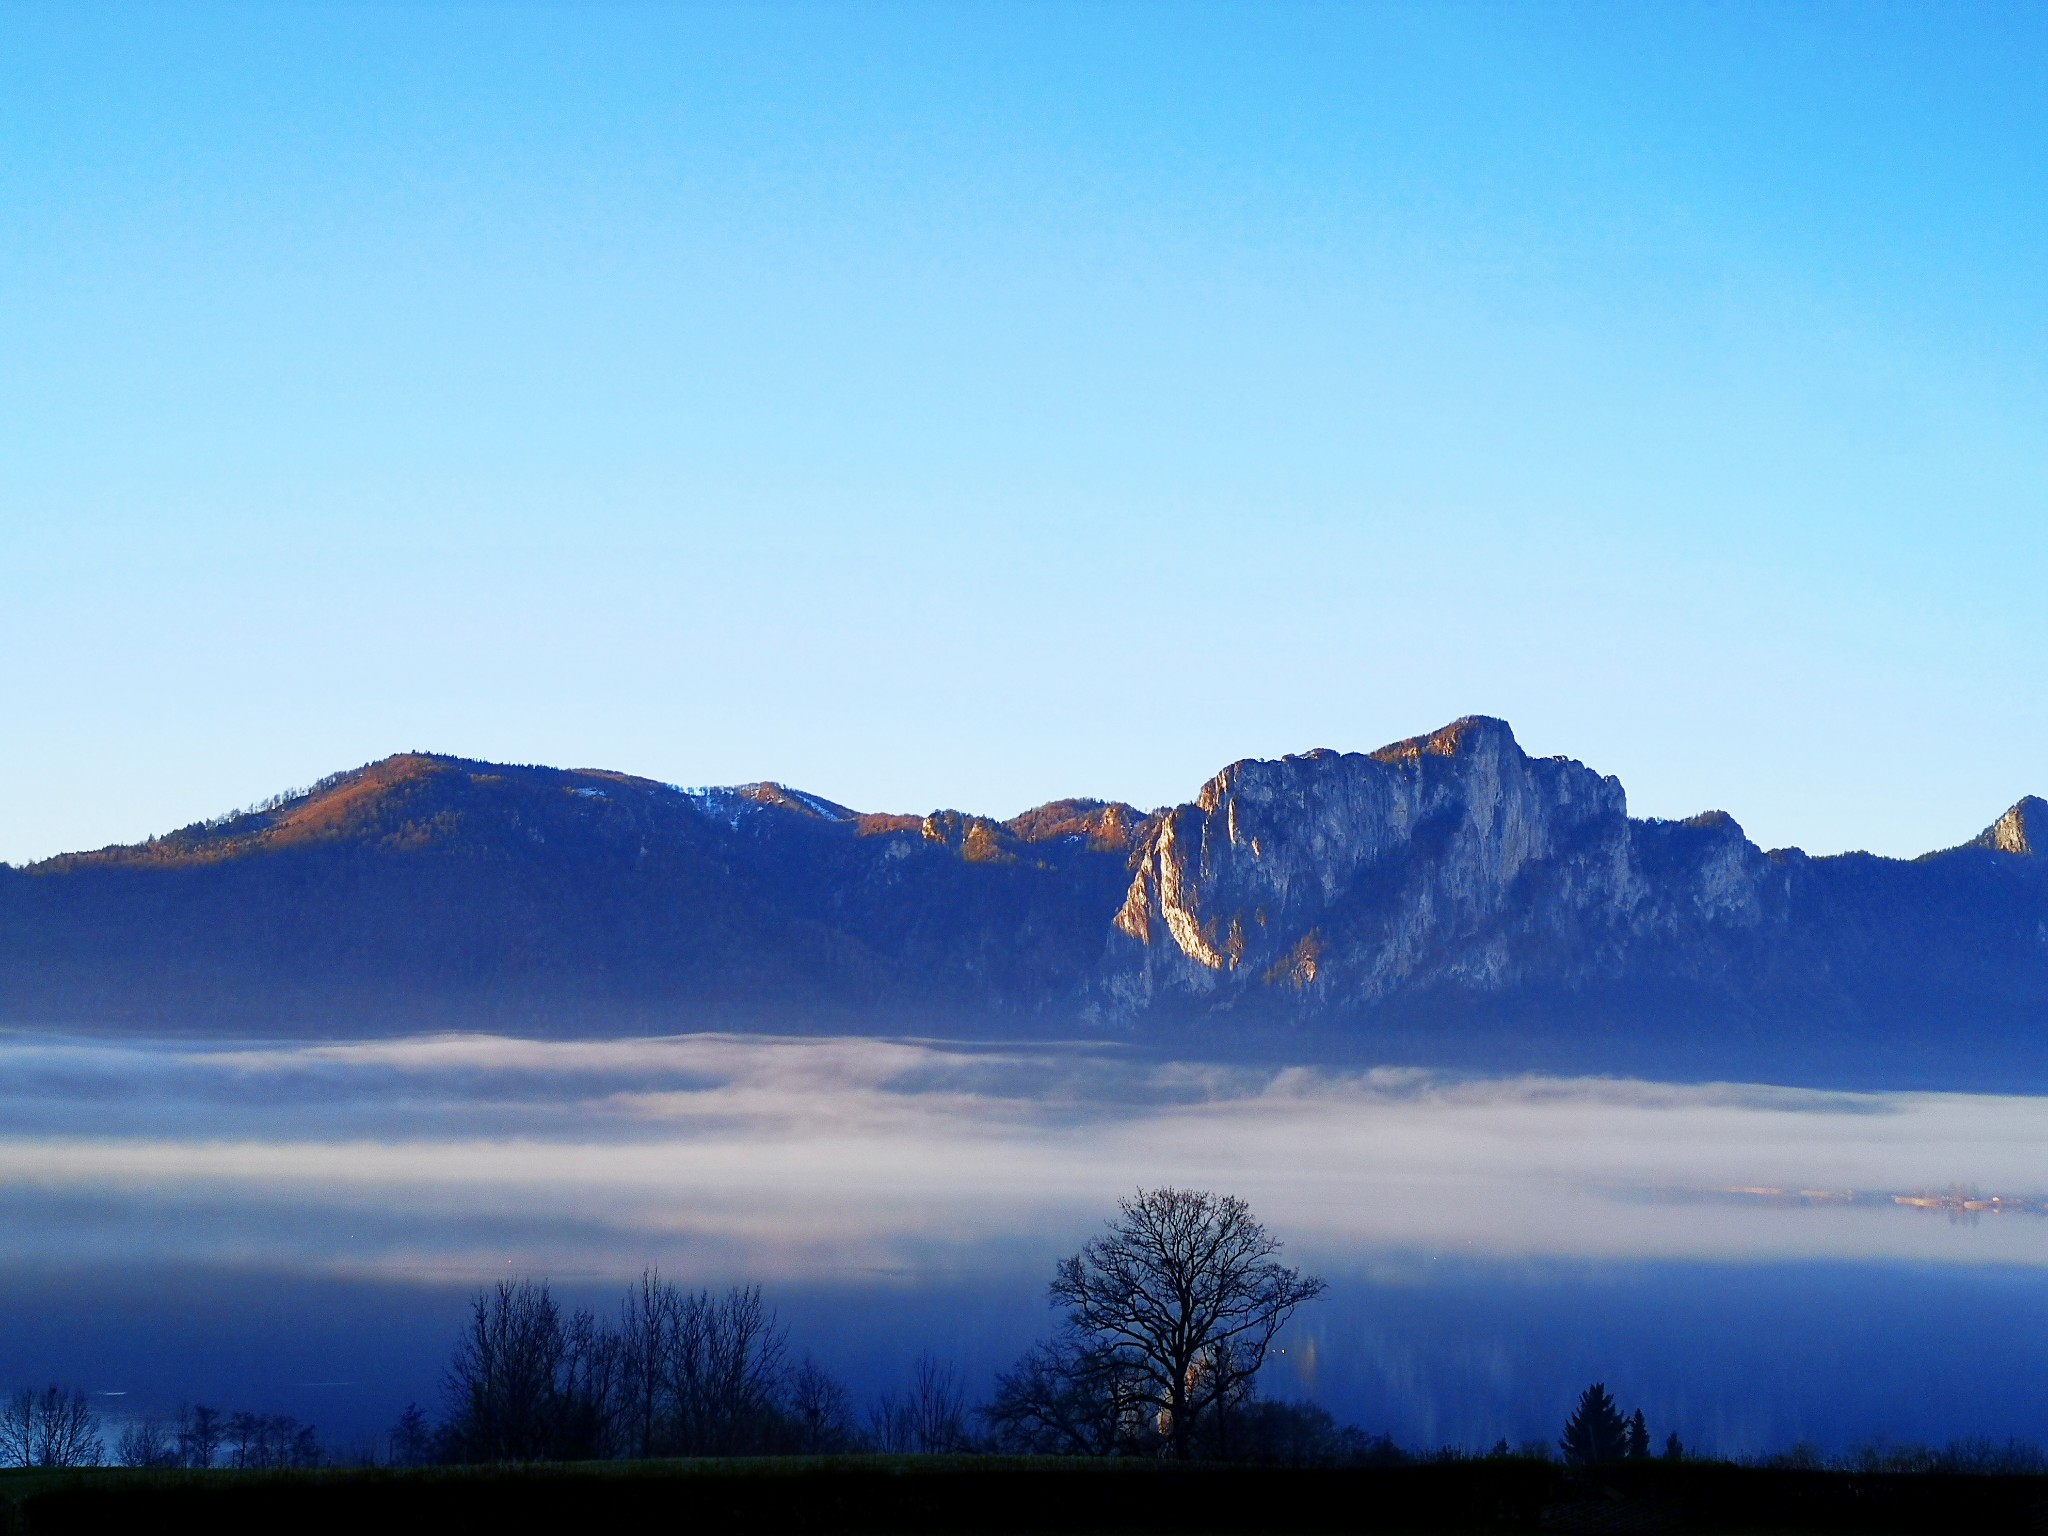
[4,1,2044,864]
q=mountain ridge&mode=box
[21,755,1154,872]
[4,717,2044,1088]
[20,715,2032,876]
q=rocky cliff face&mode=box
[1097,717,1785,1019]
[1975,796,2048,858]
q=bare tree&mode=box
[611,1272,793,1457]
[442,1279,584,1462]
[178,1403,223,1468]
[0,1386,104,1468]
[688,1285,788,1454]
[224,1410,261,1469]
[655,1283,788,1455]
[869,1355,971,1455]
[910,1356,971,1454]
[1045,1188,1324,1459]
[388,1402,435,1467]
[867,1393,915,1454]
[224,1410,322,1470]
[985,1336,1151,1456]
[116,1413,179,1468]
[614,1269,681,1460]
[556,1305,622,1459]
[786,1357,859,1454]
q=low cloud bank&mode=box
[2,1032,2046,1279]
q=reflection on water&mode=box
[6,1258,2048,1459]
[2,1031,2047,1454]
[1274,1257,2048,1457]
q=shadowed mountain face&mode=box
[0,756,1144,1038]
[4,720,2045,1086]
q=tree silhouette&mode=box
[115,1414,177,1468]
[441,1279,595,1461]
[1016,1188,1324,1460]
[985,1335,1153,1456]
[388,1403,434,1467]
[438,1273,848,1463]
[0,1387,102,1468]
[1627,1408,1650,1461]
[1559,1383,1630,1466]
[868,1355,972,1454]
[177,1404,222,1468]
[222,1411,321,1470]
[612,1276,791,1457]
[784,1357,859,1453]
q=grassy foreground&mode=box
[3,1454,2044,1534]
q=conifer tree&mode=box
[1559,1383,1629,1466]
[1627,1408,1650,1461]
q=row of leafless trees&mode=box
[0,1391,326,1470]
[431,1189,1328,1465]
[11,1188,1334,1472]
[429,1274,1059,1464]
[437,1276,865,1462]
[117,1404,323,1469]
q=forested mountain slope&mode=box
[4,720,2043,1086]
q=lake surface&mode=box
[3,1031,2047,1456]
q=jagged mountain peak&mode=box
[1114,717,1633,984]
[1367,714,1519,765]
[1192,717,1533,814]
[1975,796,2048,857]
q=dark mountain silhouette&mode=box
[4,719,2044,1086]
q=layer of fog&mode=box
[3,1031,2047,1281]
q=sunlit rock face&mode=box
[1100,717,1784,1018]
[1975,797,2048,857]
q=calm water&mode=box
[3,1031,2046,1456]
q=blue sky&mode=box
[4,1,2044,864]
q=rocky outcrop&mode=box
[1975,797,2048,857]
[1005,799,1146,852]
[1099,717,1784,1017]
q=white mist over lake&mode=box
[2,1031,2046,1278]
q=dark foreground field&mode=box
[4,1456,2046,1535]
